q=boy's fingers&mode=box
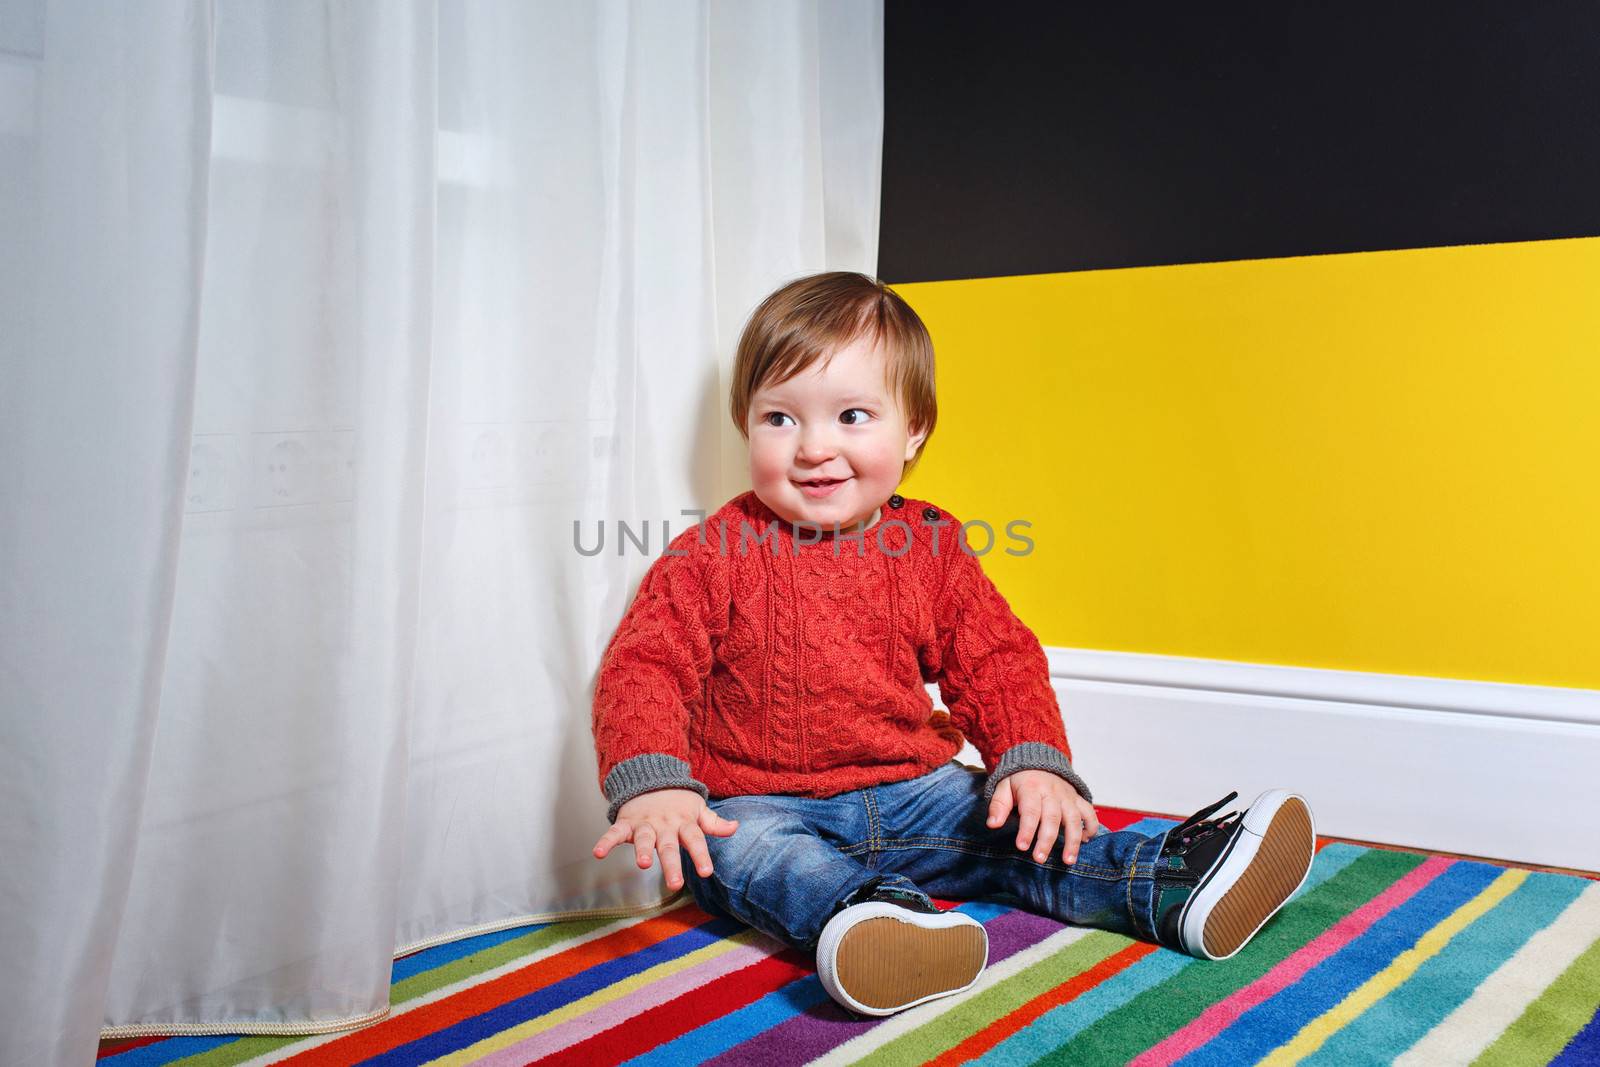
[987,779,1013,829]
[702,808,739,836]
[594,820,631,858]
[1063,811,1084,864]
[1016,797,1041,852]
[1082,804,1101,839]
[633,823,655,868]
[679,825,714,878]
[1032,798,1061,862]
[658,834,685,891]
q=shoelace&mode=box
[1171,790,1242,849]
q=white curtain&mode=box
[0,1,882,1062]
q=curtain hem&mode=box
[98,889,688,1039]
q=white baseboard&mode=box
[949,649,1600,872]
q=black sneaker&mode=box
[1152,789,1316,960]
[816,879,988,1016]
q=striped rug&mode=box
[98,809,1600,1066]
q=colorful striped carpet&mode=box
[98,808,1600,1066]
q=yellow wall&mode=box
[898,237,1600,690]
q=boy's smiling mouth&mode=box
[795,476,851,498]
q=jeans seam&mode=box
[874,838,1126,880]
[863,789,881,858]
[1128,836,1154,942]
[876,834,1121,872]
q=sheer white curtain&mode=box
[0,1,882,1062]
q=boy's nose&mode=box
[796,433,838,462]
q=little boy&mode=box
[590,271,1316,1017]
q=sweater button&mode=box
[923,506,940,521]
[888,494,904,508]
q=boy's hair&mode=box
[728,271,937,477]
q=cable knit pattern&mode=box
[591,491,1089,820]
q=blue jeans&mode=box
[683,759,1167,954]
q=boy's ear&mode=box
[903,423,929,462]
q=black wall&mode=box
[880,4,1600,283]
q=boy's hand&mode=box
[592,788,739,892]
[986,769,1099,865]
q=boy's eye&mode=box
[761,409,870,428]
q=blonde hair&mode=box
[728,272,937,476]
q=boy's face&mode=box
[746,332,927,532]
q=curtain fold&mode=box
[0,1,881,1062]
[0,4,216,1064]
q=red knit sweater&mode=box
[590,491,1088,820]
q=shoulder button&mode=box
[888,493,904,508]
[922,506,941,521]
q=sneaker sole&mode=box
[817,904,988,1016]
[1180,790,1316,960]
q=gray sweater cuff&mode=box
[982,741,1094,804]
[602,753,710,823]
